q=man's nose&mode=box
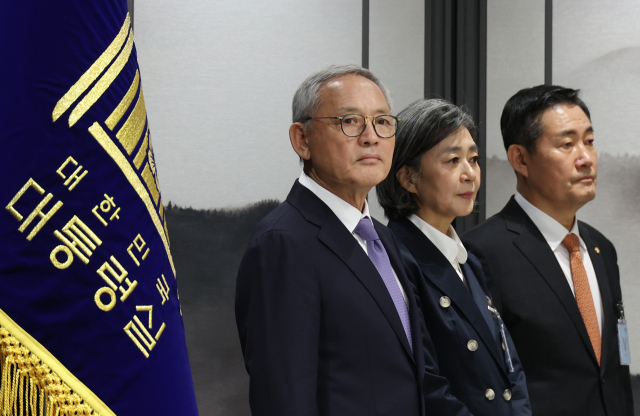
[359,118,379,144]
[576,143,596,168]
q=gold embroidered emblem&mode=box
[52,12,174,276]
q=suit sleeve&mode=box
[502,322,532,416]
[401,245,475,416]
[235,230,320,416]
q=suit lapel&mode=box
[580,222,614,375]
[503,198,599,366]
[287,182,415,362]
[389,218,505,369]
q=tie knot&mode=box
[561,233,581,253]
[354,218,379,242]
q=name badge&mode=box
[618,319,631,366]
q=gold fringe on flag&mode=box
[0,326,98,416]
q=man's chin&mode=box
[355,168,389,187]
[572,188,596,207]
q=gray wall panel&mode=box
[485,1,544,217]
[135,0,362,210]
[367,0,425,223]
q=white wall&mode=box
[485,0,544,217]
[136,0,424,220]
[135,0,361,210]
[553,0,640,157]
[368,0,425,222]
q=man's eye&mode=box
[342,116,360,125]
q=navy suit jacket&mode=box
[462,197,633,416]
[235,181,471,416]
[389,217,531,416]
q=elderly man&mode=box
[236,65,471,416]
[462,85,633,416]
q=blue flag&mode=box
[0,2,199,415]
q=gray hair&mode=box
[376,99,477,221]
[292,64,392,125]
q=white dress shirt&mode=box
[515,192,603,334]
[409,214,468,283]
[298,172,408,306]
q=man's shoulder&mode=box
[239,201,318,268]
[463,196,530,241]
[250,200,310,240]
[462,210,509,242]
[578,220,615,250]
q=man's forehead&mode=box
[322,73,366,87]
[319,75,389,113]
[542,104,592,132]
[324,77,348,89]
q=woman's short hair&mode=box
[376,98,477,221]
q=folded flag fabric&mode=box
[0,2,199,415]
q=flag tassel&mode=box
[0,327,98,416]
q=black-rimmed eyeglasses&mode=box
[304,114,400,138]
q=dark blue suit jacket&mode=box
[235,181,472,416]
[389,217,531,416]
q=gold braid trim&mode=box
[0,326,96,415]
[0,309,115,416]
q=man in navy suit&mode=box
[235,65,471,416]
[462,85,633,416]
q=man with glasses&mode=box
[236,65,471,416]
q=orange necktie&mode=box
[561,233,601,365]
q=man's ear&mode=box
[396,166,418,194]
[507,144,529,179]
[290,122,311,161]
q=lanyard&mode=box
[487,301,515,373]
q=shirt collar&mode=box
[514,191,584,251]
[298,171,370,233]
[408,213,468,267]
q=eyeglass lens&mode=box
[341,114,397,138]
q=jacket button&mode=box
[485,389,495,400]
[439,296,451,308]
[501,341,506,351]
[503,389,512,401]
[467,340,478,351]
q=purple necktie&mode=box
[354,218,412,350]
